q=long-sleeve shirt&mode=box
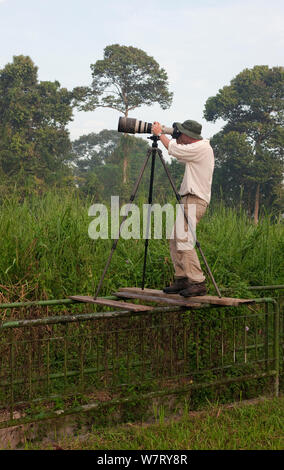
[168,139,215,204]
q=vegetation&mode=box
[73,44,173,186]
[204,65,284,223]
[0,56,74,195]
[0,54,282,218]
[25,397,284,450]
[70,130,185,202]
[0,190,282,306]
[74,44,173,116]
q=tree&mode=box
[204,65,284,222]
[73,44,173,185]
[0,55,74,195]
[72,129,121,169]
[71,130,152,199]
[71,130,121,198]
[71,128,184,206]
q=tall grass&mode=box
[0,190,283,304]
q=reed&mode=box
[0,191,283,303]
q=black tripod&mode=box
[94,136,221,299]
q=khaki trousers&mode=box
[169,194,208,283]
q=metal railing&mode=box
[0,295,280,429]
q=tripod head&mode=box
[147,135,160,148]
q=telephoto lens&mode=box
[118,116,177,136]
[118,117,152,134]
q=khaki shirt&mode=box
[168,139,214,204]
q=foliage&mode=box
[204,65,284,221]
[0,55,75,195]
[0,191,282,305]
[73,44,173,115]
[71,129,121,199]
[73,44,173,185]
[72,129,121,168]
[71,130,184,203]
[25,397,284,450]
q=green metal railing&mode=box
[0,294,280,429]
[248,285,283,384]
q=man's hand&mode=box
[152,121,162,136]
[151,121,170,150]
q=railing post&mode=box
[9,329,14,421]
[273,300,280,397]
[265,302,269,372]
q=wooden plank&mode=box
[113,291,202,308]
[118,287,196,302]
[69,296,152,312]
[117,287,255,307]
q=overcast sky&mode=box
[0,0,283,141]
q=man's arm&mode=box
[151,122,170,149]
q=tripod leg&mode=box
[94,149,152,299]
[157,149,222,298]
[141,149,156,289]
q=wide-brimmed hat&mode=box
[176,120,203,140]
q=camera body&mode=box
[118,117,181,139]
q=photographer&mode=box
[152,120,214,297]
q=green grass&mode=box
[0,189,283,311]
[27,396,284,450]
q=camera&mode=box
[118,117,181,139]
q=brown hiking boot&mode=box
[163,277,191,294]
[179,281,207,297]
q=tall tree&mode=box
[73,44,173,186]
[71,130,152,199]
[0,55,74,195]
[72,129,121,170]
[71,129,183,205]
[204,65,284,222]
[71,130,121,198]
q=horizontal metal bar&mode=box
[247,298,276,304]
[0,298,75,309]
[236,342,274,352]
[229,311,274,319]
[0,350,275,396]
[117,358,276,384]
[0,371,276,430]
[221,286,284,292]
[0,359,151,388]
[0,306,185,329]
[0,292,277,312]
[1,306,275,332]
[248,285,284,291]
[0,296,118,309]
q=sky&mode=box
[0,0,283,141]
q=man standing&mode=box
[152,120,214,297]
